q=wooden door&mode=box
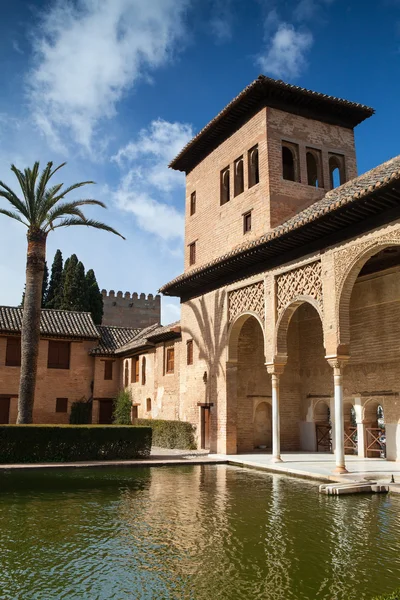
[99,400,113,424]
[0,398,10,424]
[201,407,210,450]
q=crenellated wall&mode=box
[101,290,161,329]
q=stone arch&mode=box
[363,398,384,425]
[275,296,324,357]
[314,400,330,423]
[228,312,266,362]
[337,238,400,347]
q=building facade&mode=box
[159,76,400,471]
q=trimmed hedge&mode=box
[0,425,152,463]
[373,591,400,600]
[136,419,196,450]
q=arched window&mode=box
[282,143,299,182]
[306,151,320,187]
[329,154,345,189]
[220,166,230,205]
[142,356,146,385]
[234,157,244,196]
[248,146,259,187]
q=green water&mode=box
[0,465,399,600]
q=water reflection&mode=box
[0,465,399,600]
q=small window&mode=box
[146,398,152,412]
[189,242,196,266]
[131,357,139,383]
[234,157,244,196]
[5,337,21,366]
[248,146,259,188]
[282,142,299,182]
[190,191,196,216]
[56,398,68,413]
[306,149,323,188]
[243,211,252,234]
[166,348,175,373]
[48,340,70,369]
[220,166,230,205]
[131,405,138,420]
[104,361,113,380]
[142,356,146,386]
[329,153,345,189]
[187,339,194,365]
[124,361,129,388]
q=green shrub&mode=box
[0,425,152,463]
[113,389,132,425]
[373,591,400,600]
[69,397,92,424]
[136,419,196,450]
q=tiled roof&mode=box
[90,325,141,356]
[170,75,374,173]
[0,306,99,340]
[160,154,400,296]
[116,322,181,355]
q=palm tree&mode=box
[0,161,124,424]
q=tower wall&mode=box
[101,290,161,329]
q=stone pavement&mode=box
[215,451,400,491]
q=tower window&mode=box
[248,146,259,188]
[190,191,196,216]
[306,148,323,188]
[124,360,129,388]
[189,242,196,266]
[243,211,252,234]
[131,357,139,383]
[220,167,230,205]
[104,360,113,380]
[234,157,244,196]
[282,142,299,182]
[166,348,175,373]
[142,356,146,386]
[146,398,152,412]
[329,153,345,189]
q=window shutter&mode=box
[104,361,113,380]
[5,337,21,366]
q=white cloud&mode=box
[29,0,189,153]
[112,119,193,241]
[257,19,313,78]
[294,0,335,22]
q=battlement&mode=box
[101,290,161,329]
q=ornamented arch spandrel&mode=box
[228,281,264,323]
[276,260,323,317]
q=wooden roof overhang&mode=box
[170,76,374,173]
[160,180,400,301]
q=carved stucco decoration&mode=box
[276,261,323,315]
[228,281,265,323]
[333,228,400,294]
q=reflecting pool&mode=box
[0,465,399,599]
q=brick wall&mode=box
[102,290,161,328]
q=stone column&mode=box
[266,362,286,463]
[327,357,349,474]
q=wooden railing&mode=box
[344,426,357,455]
[365,427,386,458]
[316,423,332,453]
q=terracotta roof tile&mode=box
[90,325,141,356]
[116,322,181,355]
[0,307,99,339]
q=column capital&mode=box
[325,355,350,371]
[265,354,287,375]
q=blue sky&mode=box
[0,0,399,323]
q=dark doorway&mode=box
[200,407,210,450]
[0,398,10,424]
[98,399,114,424]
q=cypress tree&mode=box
[85,269,103,324]
[45,250,63,309]
[61,254,79,310]
[71,261,87,311]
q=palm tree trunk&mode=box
[17,229,47,424]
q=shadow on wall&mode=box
[183,290,228,401]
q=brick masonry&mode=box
[102,290,161,329]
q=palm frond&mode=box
[52,217,125,239]
[0,185,30,219]
[49,180,95,205]
[24,162,40,223]
[0,208,28,226]
[10,165,30,217]
[35,162,53,207]
[49,162,67,179]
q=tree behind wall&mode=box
[45,249,63,309]
[86,269,103,324]
[21,261,48,308]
